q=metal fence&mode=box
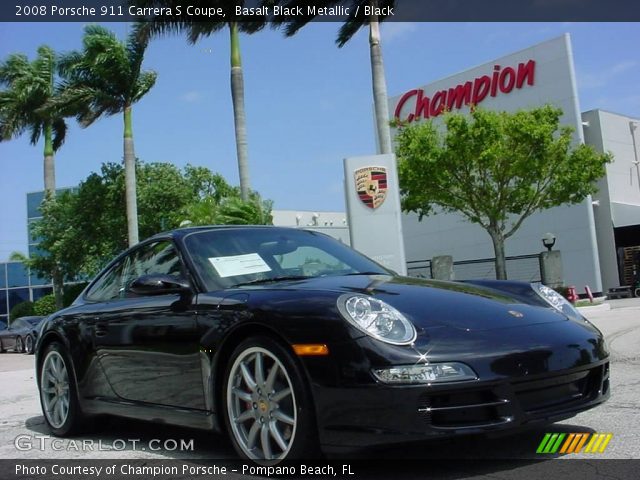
[407,254,541,282]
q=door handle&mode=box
[94,321,109,337]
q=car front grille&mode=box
[417,363,608,430]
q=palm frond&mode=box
[0,53,31,85]
[51,117,67,152]
[28,120,43,146]
[133,71,158,103]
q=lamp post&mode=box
[542,232,556,252]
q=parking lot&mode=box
[1,299,639,462]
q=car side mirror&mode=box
[128,274,191,296]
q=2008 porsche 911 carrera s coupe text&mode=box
[35,226,609,462]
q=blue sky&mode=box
[1,22,639,260]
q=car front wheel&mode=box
[223,337,318,463]
[39,342,84,435]
[15,336,23,353]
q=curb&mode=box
[576,302,611,313]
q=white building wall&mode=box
[272,210,350,244]
[583,110,640,289]
[389,35,603,291]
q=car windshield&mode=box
[26,318,42,326]
[183,228,388,291]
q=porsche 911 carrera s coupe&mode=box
[35,226,609,462]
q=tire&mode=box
[634,287,640,298]
[25,335,35,355]
[15,336,24,353]
[39,342,85,436]
[0,338,4,353]
[222,336,319,463]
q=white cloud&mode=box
[579,60,638,89]
[179,91,203,103]
[380,22,417,43]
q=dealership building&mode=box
[387,34,640,294]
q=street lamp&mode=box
[542,232,556,252]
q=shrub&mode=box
[9,301,35,321]
[33,294,57,317]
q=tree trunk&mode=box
[43,121,64,308]
[369,6,393,154]
[43,122,56,198]
[229,22,251,201]
[52,267,64,310]
[489,229,508,280]
[123,106,139,246]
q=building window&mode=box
[0,290,7,315]
[32,287,53,302]
[30,271,49,287]
[27,191,45,219]
[0,263,6,288]
[7,288,29,311]
[7,263,29,288]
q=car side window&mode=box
[85,257,129,302]
[11,320,23,329]
[121,241,184,294]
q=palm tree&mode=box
[0,45,67,197]
[1,46,68,308]
[135,1,268,201]
[273,0,395,153]
[52,25,157,246]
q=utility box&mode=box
[431,255,454,281]
[539,250,563,288]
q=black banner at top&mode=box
[3,0,640,23]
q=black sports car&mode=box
[0,316,44,354]
[35,226,609,462]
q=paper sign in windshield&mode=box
[209,253,272,278]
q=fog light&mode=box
[372,363,478,384]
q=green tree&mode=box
[11,190,83,308]
[25,161,272,282]
[52,25,157,246]
[0,45,67,197]
[135,1,269,200]
[183,194,273,226]
[273,0,395,153]
[394,105,612,280]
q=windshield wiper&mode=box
[231,275,312,287]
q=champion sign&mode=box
[393,60,536,123]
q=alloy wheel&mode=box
[16,337,23,353]
[25,336,34,354]
[226,346,297,461]
[40,350,71,429]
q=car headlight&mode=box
[337,294,416,345]
[373,363,478,384]
[532,283,580,319]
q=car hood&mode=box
[242,274,568,332]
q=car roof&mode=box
[147,225,306,242]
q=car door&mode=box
[89,240,205,410]
[2,319,20,350]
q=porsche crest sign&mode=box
[355,166,388,209]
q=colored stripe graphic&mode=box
[536,433,552,453]
[538,433,613,454]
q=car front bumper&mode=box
[312,360,609,448]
